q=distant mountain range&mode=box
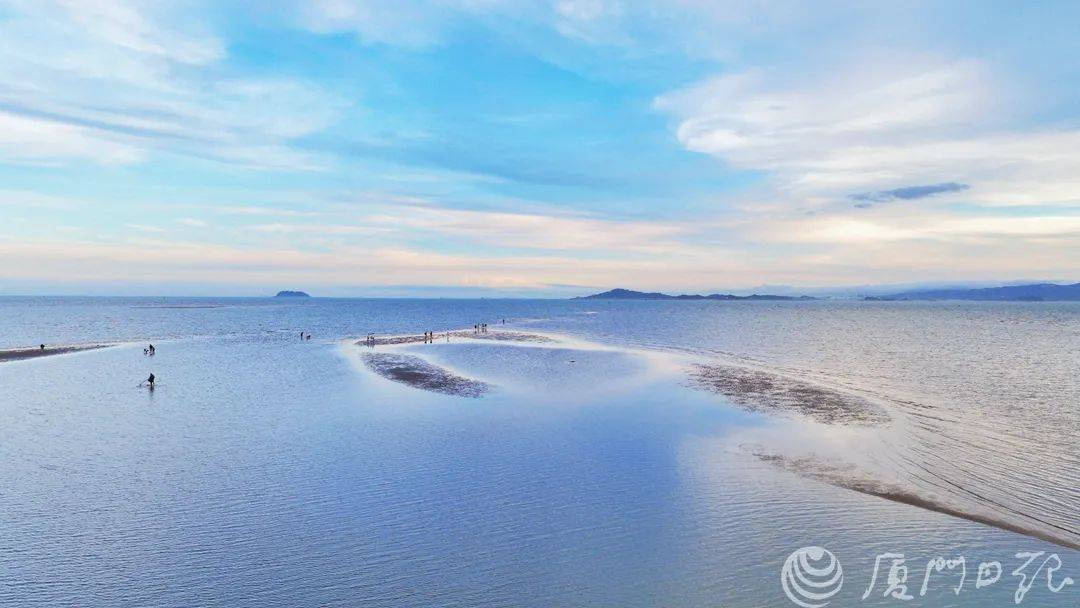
[870,282,1080,301]
[576,288,815,301]
[577,283,1080,302]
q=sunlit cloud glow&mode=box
[1,1,1077,294]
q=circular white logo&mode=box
[781,546,844,608]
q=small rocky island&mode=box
[274,290,311,298]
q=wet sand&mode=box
[361,352,490,398]
[755,452,1080,550]
[0,344,113,363]
[687,363,889,426]
[351,334,1078,551]
[447,330,555,343]
[357,330,554,347]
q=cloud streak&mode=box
[851,182,969,207]
[0,1,346,170]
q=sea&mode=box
[1,296,1077,607]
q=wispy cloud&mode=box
[0,1,345,170]
[361,205,692,253]
[2,2,1079,292]
[123,223,166,233]
[212,206,324,217]
[655,57,1080,209]
[0,190,89,209]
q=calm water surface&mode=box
[1,297,1077,607]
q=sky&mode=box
[0,0,1078,297]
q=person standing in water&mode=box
[149,344,155,356]
[147,373,155,390]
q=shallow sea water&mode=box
[1,297,1076,607]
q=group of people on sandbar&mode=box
[142,343,155,356]
[364,318,510,347]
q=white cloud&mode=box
[123,223,166,233]
[656,58,1080,208]
[0,111,144,166]
[295,0,634,48]
[0,1,344,169]
[298,0,470,47]
[658,60,982,190]
[0,189,90,209]
[753,210,1080,246]
[3,226,1074,290]
[363,205,691,252]
[212,205,324,217]
[247,223,388,236]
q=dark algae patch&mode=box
[687,363,889,426]
[361,352,490,398]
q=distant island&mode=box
[274,290,311,298]
[576,288,815,301]
[870,282,1080,302]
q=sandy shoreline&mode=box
[357,329,555,347]
[0,344,113,363]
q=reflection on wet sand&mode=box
[351,328,1079,551]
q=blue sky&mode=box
[1,1,1078,296]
